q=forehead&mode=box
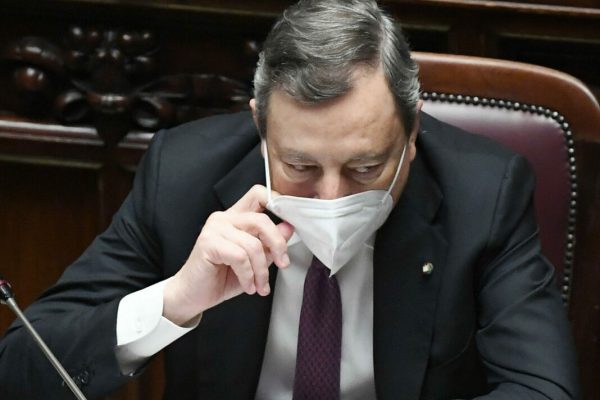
[266,69,405,157]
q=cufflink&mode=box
[422,262,434,275]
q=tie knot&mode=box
[311,257,328,271]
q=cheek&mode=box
[271,170,315,197]
[390,165,411,204]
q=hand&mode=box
[163,185,294,326]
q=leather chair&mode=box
[413,52,600,305]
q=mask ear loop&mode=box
[262,140,274,203]
[385,144,407,197]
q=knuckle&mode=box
[230,249,247,266]
[210,210,225,219]
[247,239,263,255]
[256,213,273,227]
[207,210,227,224]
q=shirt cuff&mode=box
[115,278,202,375]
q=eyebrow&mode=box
[279,150,317,163]
[347,145,396,164]
[347,152,389,163]
[279,149,391,165]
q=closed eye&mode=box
[352,164,383,174]
[354,166,375,173]
[348,164,384,182]
[286,163,315,172]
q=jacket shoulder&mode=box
[418,112,532,186]
[417,112,536,247]
[158,111,258,161]
[148,111,260,189]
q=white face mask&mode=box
[263,140,407,274]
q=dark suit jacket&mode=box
[0,112,579,400]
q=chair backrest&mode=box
[414,52,600,304]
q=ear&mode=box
[250,99,265,158]
[249,98,260,129]
[408,100,423,162]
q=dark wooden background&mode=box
[0,1,599,399]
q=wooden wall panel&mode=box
[494,0,600,6]
[497,36,600,99]
[0,162,100,332]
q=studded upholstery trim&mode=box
[421,91,577,305]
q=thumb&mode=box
[277,220,295,241]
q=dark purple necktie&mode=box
[293,257,342,400]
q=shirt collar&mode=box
[286,232,376,276]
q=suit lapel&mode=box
[373,151,447,400]
[195,143,276,399]
[213,143,265,209]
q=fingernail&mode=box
[263,283,271,295]
[282,253,290,267]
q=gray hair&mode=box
[253,0,420,136]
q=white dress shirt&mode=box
[115,233,376,399]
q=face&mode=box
[251,68,421,203]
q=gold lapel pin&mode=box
[422,262,434,275]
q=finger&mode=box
[229,185,270,213]
[229,184,285,213]
[220,225,271,296]
[272,222,294,269]
[207,240,256,295]
[231,212,290,268]
[277,221,295,242]
[201,211,283,288]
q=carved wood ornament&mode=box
[2,26,253,145]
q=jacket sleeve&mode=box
[473,154,580,400]
[0,130,168,399]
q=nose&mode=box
[315,171,348,200]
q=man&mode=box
[0,0,579,399]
